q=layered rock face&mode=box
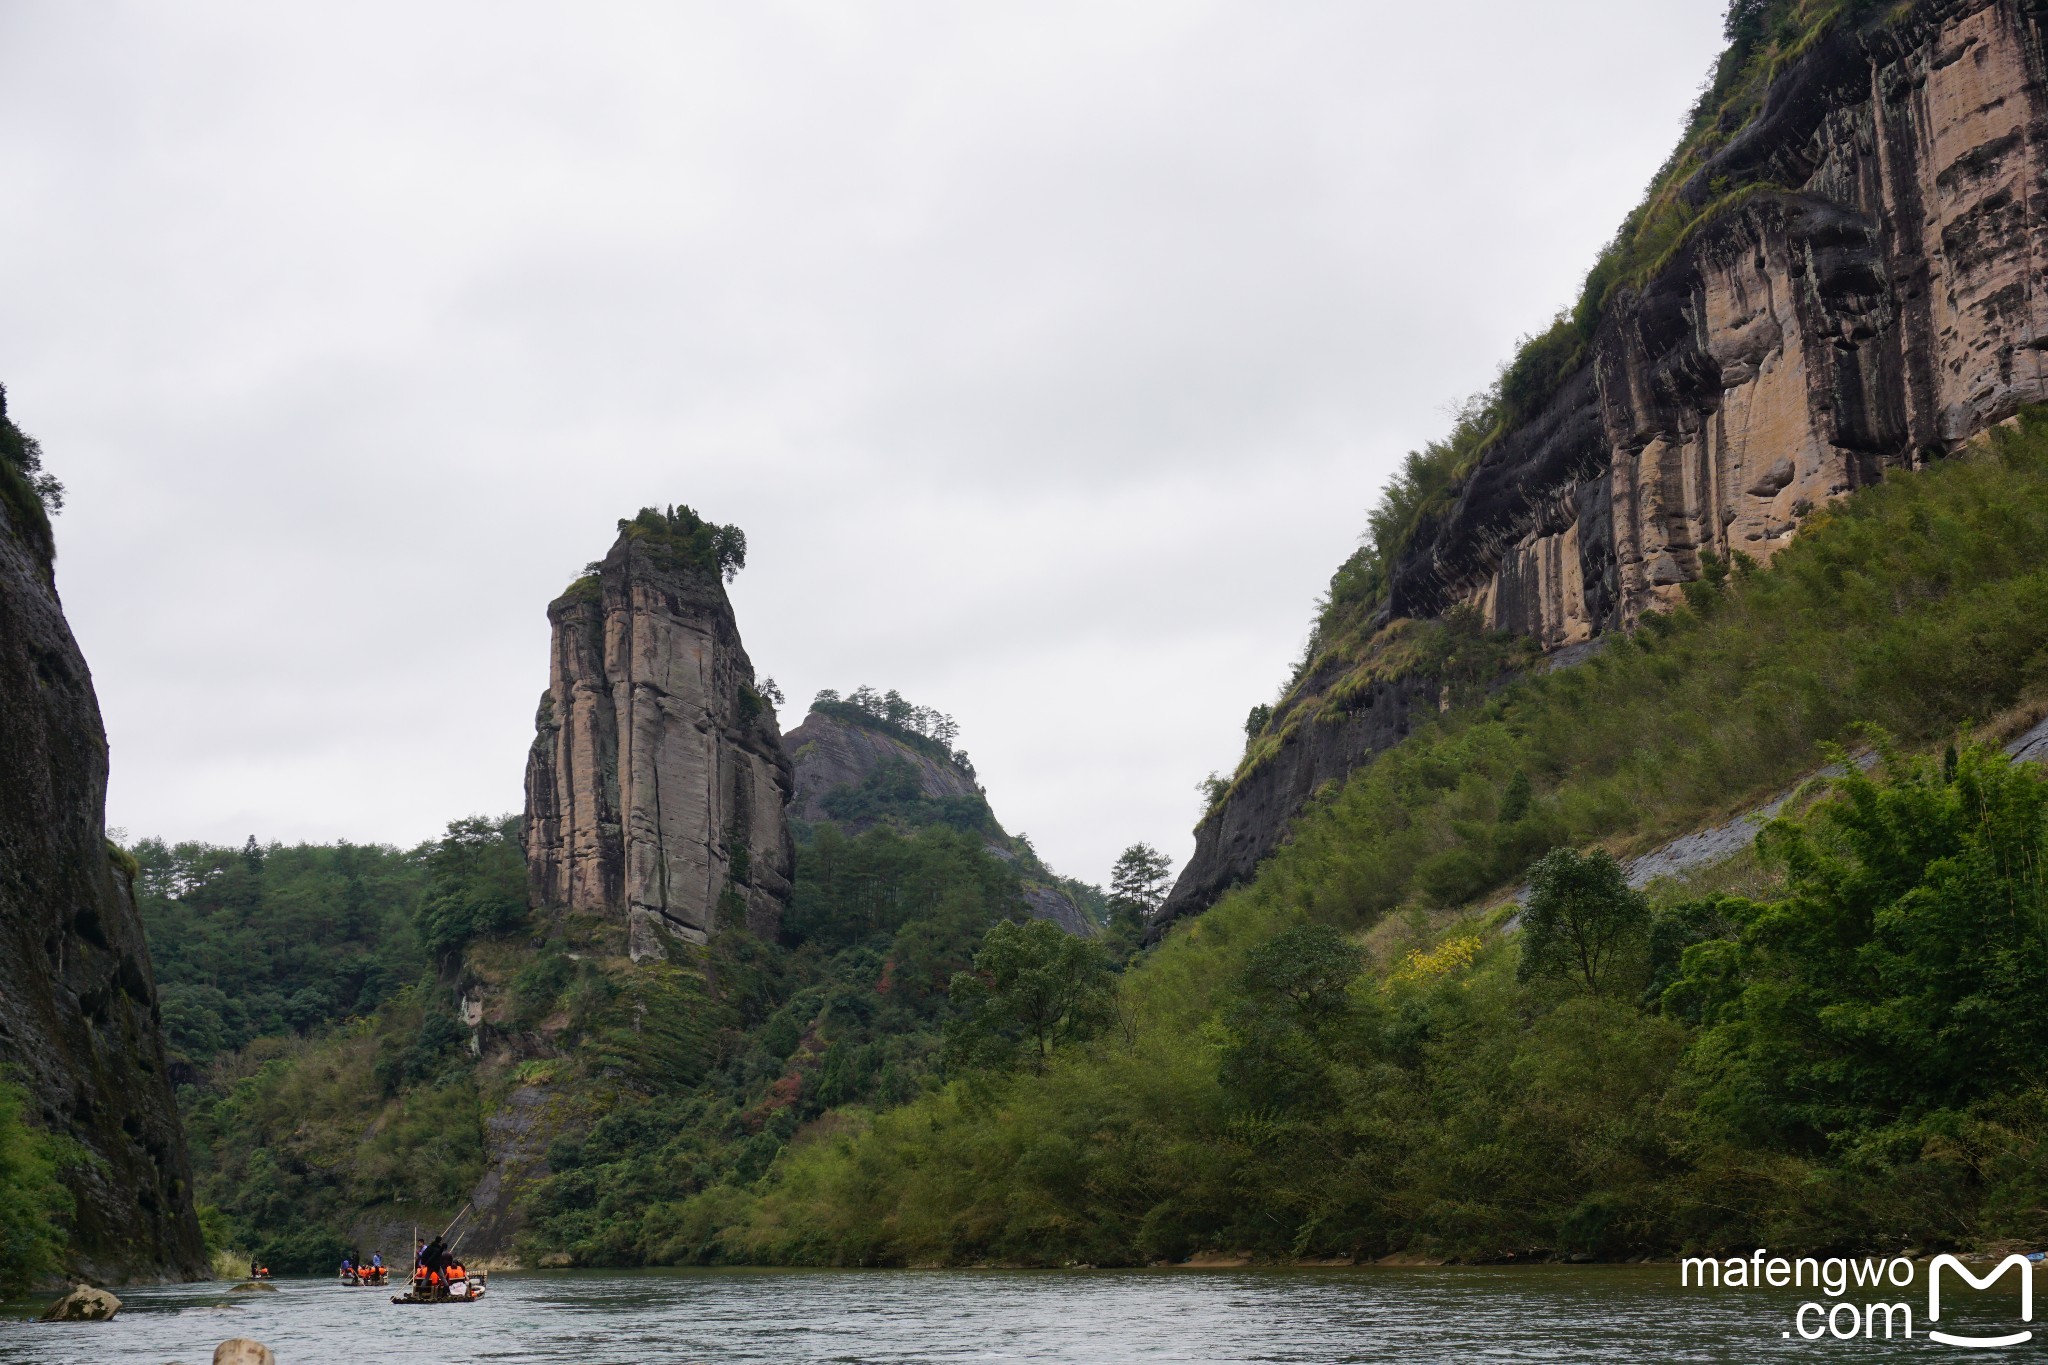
[0,401,205,1280]
[1397,0,2048,638]
[1155,670,1440,933]
[782,709,1097,936]
[523,522,794,958]
[1159,0,2048,931]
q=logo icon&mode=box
[1928,1253,2032,1348]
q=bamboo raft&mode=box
[390,1285,486,1305]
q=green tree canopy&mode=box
[1517,848,1649,995]
[946,919,1114,1074]
[416,815,527,962]
[1105,842,1171,932]
[1218,922,1365,1112]
[1672,739,2048,1149]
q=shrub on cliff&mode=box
[0,384,62,562]
[622,504,746,582]
[0,1079,69,1295]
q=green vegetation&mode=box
[1103,842,1173,957]
[139,819,530,1272]
[1518,849,1649,996]
[810,686,968,770]
[669,411,2048,1265]
[521,825,1040,1264]
[0,384,61,563]
[1674,742,2048,1149]
[816,759,995,836]
[619,504,747,582]
[415,816,526,963]
[181,989,487,1273]
[0,1080,69,1295]
[139,767,1091,1271]
[945,920,1115,1074]
[134,836,428,1072]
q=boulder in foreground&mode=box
[39,1283,119,1321]
[214,1339,277,1365]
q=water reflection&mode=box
[0,1265,2019,1362]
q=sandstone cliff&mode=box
[782,706,1098,936]
[1397,0,2048,637]
[1158,0,2048,933]
[523,508,795,959]
[0,391,205,1281]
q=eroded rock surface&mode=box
[1161,0,2048,929]
[1399,0,2048,638]
[0,393,205,1282]
[523,522,794,956]
[40,1284,119,1321]
[1155,670,1439,934]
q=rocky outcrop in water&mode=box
[523,510,795,959]
[39,1284,119,1321]
[0,392,205,1281]
[1159,0,2048,930]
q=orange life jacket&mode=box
[450,1265,466,1280]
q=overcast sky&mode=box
[0,1,1726,888]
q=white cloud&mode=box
[0,0,1727,884]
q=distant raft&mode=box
[390,1271,486,1304]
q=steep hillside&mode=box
[784,690,1100,936]
[1162,0,2048,930]
[692,407,2048,1268]
[0,387,205,1283]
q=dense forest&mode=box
[122,691,1118,1273]
[666,411,2048,1265]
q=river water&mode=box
[0,1265,2025,1362]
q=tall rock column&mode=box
[0,390,206,1281]
[523,509,794,958]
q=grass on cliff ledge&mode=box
[681,408,2048,1267]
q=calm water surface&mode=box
[0,1266,2022,1363]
